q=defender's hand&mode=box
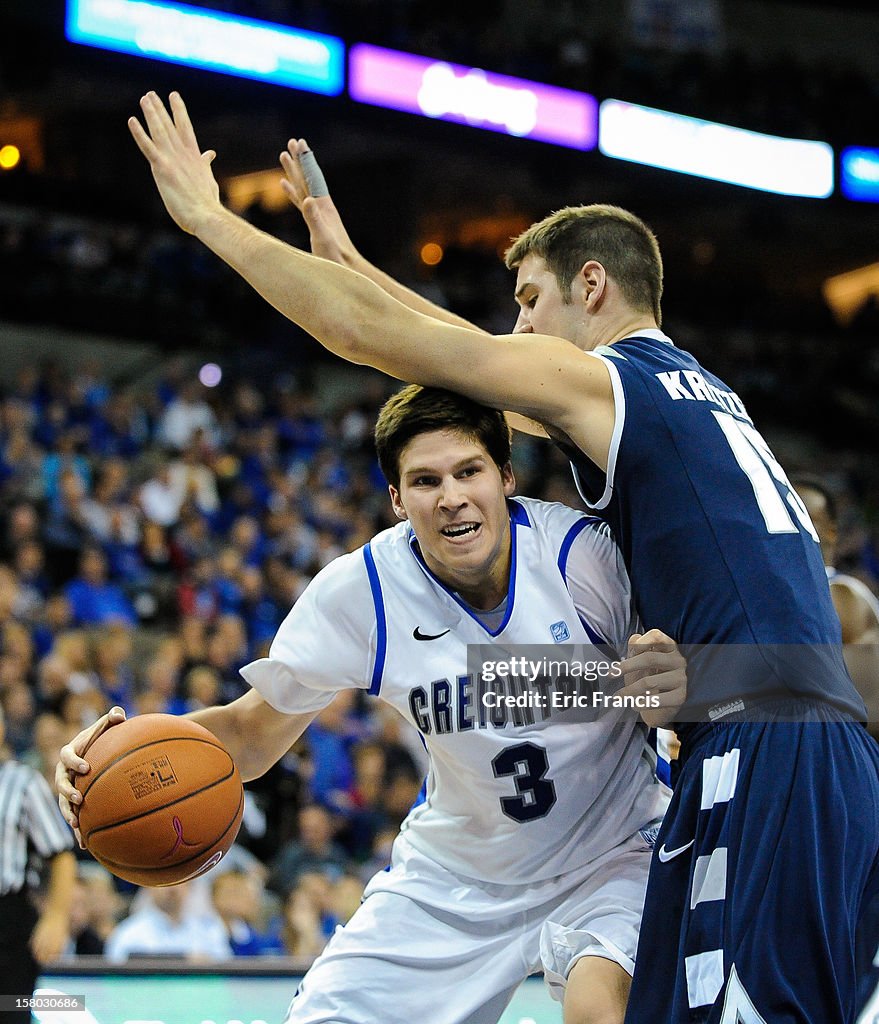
[128,92,221,236]
[618,629,687,728]
[280,139,358,266]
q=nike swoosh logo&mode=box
[413,627,451,642]
[657,839,695,862]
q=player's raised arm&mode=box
[280,138,488,333]
[281,138,549,441]
[129,93,608,461]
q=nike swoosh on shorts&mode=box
[657,838,695,862]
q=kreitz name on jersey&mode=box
[655,369,748,419]
[408,672,585,735]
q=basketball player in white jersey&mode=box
[793,475,879,736]
[58,385,685,1024]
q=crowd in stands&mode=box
[2,348,876,963]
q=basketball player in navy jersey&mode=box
[127,92,879,1023]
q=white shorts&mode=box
[285,826,656,1024]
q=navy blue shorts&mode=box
[624,709,879,1024]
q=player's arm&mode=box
[832,584,879,646]
[30,849,76,964]
[186,690,317,781]
[281,140,550,441]
[129,94,605,460]
[280,138,483,332]
[831,583,879,733]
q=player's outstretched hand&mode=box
[128,92,221,236]
[280,139,358,266]
[56,706,127,846]
[618,628,687,729]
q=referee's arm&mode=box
[31,848,76,964]
[26,766,77,964]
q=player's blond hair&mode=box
[375,385,512,490]
[505,205,663,324]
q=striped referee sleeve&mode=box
[0,761,73,895]
[25,768,75,856]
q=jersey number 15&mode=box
[713,411,818,541]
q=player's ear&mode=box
[389,485,407,520]
[501,463,516,495]
[578,260,607,309]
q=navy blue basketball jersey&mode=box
[559,330,865,722]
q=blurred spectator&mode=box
[304,690,366,810]
[358,827,399,884]
[1,501,42,559]
[80,867,125,945]
[274,879,325,959]
[157,380,220,452]
[43,469,91,585]
[177,554,221,622]
[26,712,72,785]
[181,664,222,713]
[64,546,138,627]
[80,458,140,548]
[12,540,50,619]
[65,874,105,956]
[269,804,349,896]
[330,873,365,929]
[41,429,91,506]
[168,438,220,517]
[210,869,283,956]
[139,457,185,528]
[92,626,136,711]
[2,682,36,756]
[104,881,231,962]
[31,593,74,658]
[135,654,186,716]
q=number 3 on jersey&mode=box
[713,411,819,541]
[492,742,557,823]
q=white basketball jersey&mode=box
[242,497,669,883]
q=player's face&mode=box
[512,253,589,347]
[390,429,515,608]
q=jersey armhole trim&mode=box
[581,353,626,511]
[362,543,387,697]
[557,517,613,648]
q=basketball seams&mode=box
[81,763,239,842]
[93,788,245,883]
[72,715,244,887]
[77,736,232,800]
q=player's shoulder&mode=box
[308,523,408,589]
[514,495,610,540]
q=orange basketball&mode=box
[75,713,244,887]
